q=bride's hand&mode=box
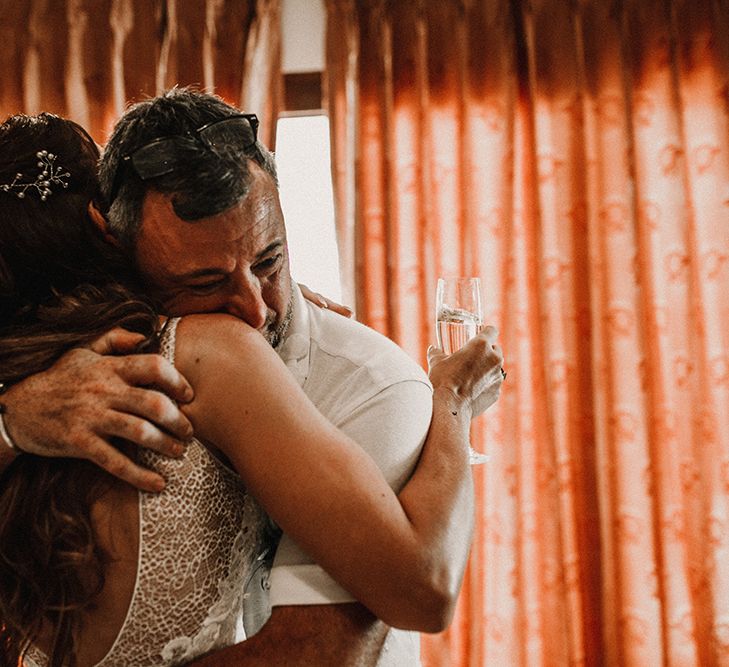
[299,283,353,318]
[427,326,505,416]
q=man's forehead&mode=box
[135,191,284,283]
[239,195,283,241]
[144,186,279,239]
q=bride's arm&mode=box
[176,314,502,631]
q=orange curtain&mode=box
[326,0,729,664]
[0,0,282,145]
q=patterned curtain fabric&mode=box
[326,0,729,664]
[0,0,282,145]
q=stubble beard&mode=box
[264,295,294,349]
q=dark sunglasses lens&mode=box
[116,115,260,201]
[200,117,257,152]
[130,139,183,179]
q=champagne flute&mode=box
[435,277,490,464]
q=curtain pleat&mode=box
[204,0,254,104]
[113,0,159,125]
[326,1,729,664]
[0,1,31,116]
[25,0,69,116]
[325,0,359,306]
[0,0,282,146]
[239,0,281,149]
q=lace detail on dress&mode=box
[22,647,42,667]
[25,318,267,666]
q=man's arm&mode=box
[0,328,194,491]
[188,604,388,667]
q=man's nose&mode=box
[226,279,268,329]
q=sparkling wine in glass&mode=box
[435,277,490,464]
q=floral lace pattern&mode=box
[25,318,267,666]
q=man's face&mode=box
[134,161,293,346]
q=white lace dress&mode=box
[25,318,268,667]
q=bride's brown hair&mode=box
[0,114,160,667]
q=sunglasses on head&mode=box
[107,113,259,205]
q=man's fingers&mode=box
[299,283,327,308]
[105,409,188,459]
[118,354,194,404]
[121,387,194,442]
[299,283,354,318]
[299,285,354,317]
[88,328,147,355]
[82,436,166,492]
[321,296,354,318]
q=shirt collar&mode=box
[276,283,311,386]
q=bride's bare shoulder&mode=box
[172,314,272,374]
[175,312,258,339]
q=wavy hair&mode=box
[0,113,160,667]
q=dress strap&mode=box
[158,317,181,365]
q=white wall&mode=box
[281,0,326,73]
[278,1,341,301]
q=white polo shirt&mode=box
[271,284,433,665]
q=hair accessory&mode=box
[0,404,20,453]
[1,150,70,201]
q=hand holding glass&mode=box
[435,277,490,464]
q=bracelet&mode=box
[0,382,21,453]
[0,405,20,453]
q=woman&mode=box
[0,114,503,667]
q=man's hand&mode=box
[1,328,194,491]
[187,603,388,667]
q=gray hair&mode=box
[98,87,277,249]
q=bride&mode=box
[0,113,503,667]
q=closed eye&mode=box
[186,277,227,294]
[254,253,282,274]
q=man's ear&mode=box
[88,201,120,246]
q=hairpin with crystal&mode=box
[1,151,70,201]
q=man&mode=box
[0,89,503,665]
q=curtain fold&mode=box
[0,0,282,146]
[326,1,729,664]
[325,0,359,306]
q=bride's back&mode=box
[20,319,268,667]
